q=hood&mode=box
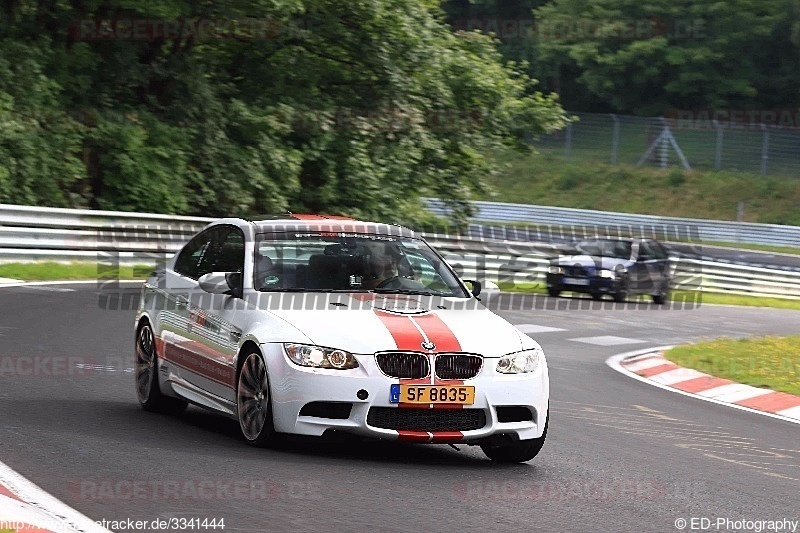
[250,292,525,357]
[553,254,633,271]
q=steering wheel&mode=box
[375,276,401,289]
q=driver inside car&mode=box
[362,243,401,289]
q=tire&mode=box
[652,281,670,305]
[613,277,628,303]
[135,322,188,415]
[590,292,603,301]
[547,289,560,298]
[236,350,276,447]
[481,415,548,463]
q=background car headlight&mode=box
[496,348,541,374]
[548,265,563,274]
[598,269,616,279]
[284,343,359,369]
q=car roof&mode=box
[250,214,417,238]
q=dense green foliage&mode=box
[0,0,566,222]
[446,0,800,115]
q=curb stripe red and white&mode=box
[0,460,110,533]
[607,347,800,424]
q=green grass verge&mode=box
[664,336,800,396]
[484,150,800,226]
[0,262,154,281]
[3,263,799,311]
[497,283,800,310]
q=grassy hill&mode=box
[482,151,800,227]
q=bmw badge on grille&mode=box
[421,341,436,351]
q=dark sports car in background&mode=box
[545,237,672,304]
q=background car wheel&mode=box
[652,282,669,305]
[590,292,603,301]
[652,284,670,305]
[547,289,560,298]
[237,351,276,447]
[481,415,548,463]
[135,322,188,415]
[613,277,628,303]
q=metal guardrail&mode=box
[426,198,800,248]
[1,203,799,300]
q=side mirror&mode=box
[480,280,500,302]
[463,279,482,297]
[464,279,500,301]
[198,272,239,295]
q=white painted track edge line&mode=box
[0,279,145,288]
[606,346,800,426]
[0,459,112,533]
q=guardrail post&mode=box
[610,114,620,165]
[760,124,769,175]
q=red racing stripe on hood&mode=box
[411,313,462,353]
[373,310,425,351]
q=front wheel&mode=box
[237,351,276,447]
[547,289,560,298]
[135,322,187,415]
[613,277,628,303]
[481,416,548,463]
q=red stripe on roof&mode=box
[291,214,329,220]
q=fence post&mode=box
[760,124,769,175]
[713,119,723,170]
[565,122,573,162]
[659,117,668,168]
[610,114,620,165]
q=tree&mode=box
[532,0,800,115]
[0,0,567,225]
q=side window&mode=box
[174,230,214,280]
[651,241,668,260]
[638,241,654,260]
[196,226,245,279]
[214,227,246,273]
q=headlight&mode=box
[548,265,563,274]
[598,269,616,279]
[496,348,541,374]
[284,343,359,369]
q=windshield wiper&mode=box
[258,288,353,293]
[370,288,449,297]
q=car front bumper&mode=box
[546,273,621,295]
[262,343,549,444]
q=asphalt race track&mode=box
[1,283,798,532]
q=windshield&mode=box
[574,239,632,260]
[254,232,469,297]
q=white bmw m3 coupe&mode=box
[135,215,549,462]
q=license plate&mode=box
[563,277,590,286]
[390,384,475,405]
